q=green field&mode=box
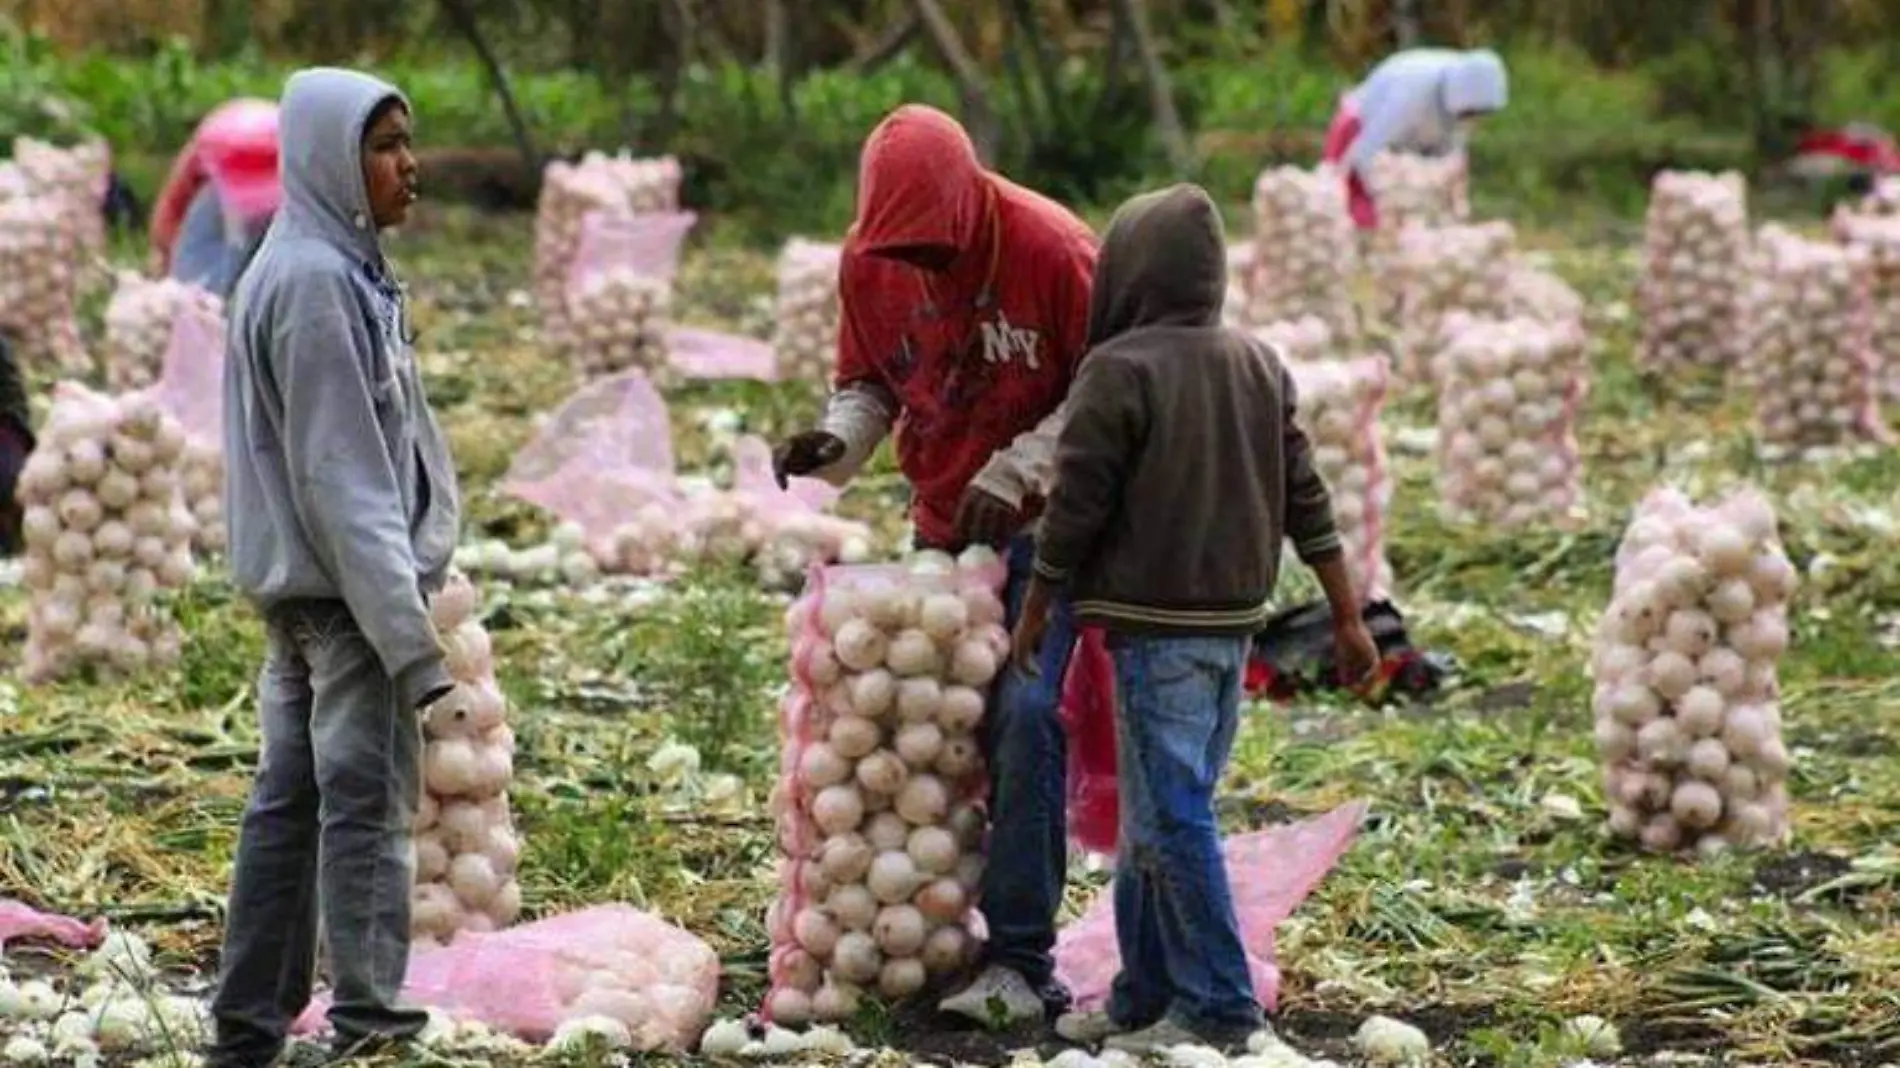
[4,192,1900,1068]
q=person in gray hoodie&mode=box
[210,67,455,1067]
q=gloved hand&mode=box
[772,431,846,490]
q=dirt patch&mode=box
[1751,851,1853,900]
[1474,682,1538,714]
[881,1004,1055,1067]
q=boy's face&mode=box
[362,104,419,230]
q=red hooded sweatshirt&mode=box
[833,105,1097,548]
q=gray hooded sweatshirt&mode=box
[1343,48,1508,179]
[223,68,460,711]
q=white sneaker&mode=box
[938,965,1045,1028]
[1056,1010,1125,1044]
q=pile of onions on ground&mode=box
[1363,151,1468,313]
[764,548,1009,1026]
[1637,170,1751,373]
[414,571,523,947]
[772,239,843,387]
[14,384,195,683]
[1829,212,1900,404]
[532,152,682,347]
[101,275,223,391]
[1393,221,1517,385]
[1434,314,1590,527]
[1593,486,1796,855]
[672,490,875,590]
[1288,356,1394,599]
[1246,166,1358,338]
[0,195,87,373]
[1743,225,1887,452]
[1253,315,1336,364]
[565,266,676,384]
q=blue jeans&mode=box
[978,534,1076,990]
[1105,634,1263,1037]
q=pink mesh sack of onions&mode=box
[500,369,681,569]
[562,210,698,382]
[292,905,719,1051]
[1053,800,1369,1015]
[1435,314,1590,528]
[1289,355,1394,600]
[765,549,1010,1026]
[14,137,112,263]
[1593,486,1796,857]
[128,299,230,554]
[666,325,779,382]
[1833,212,1900,403]
[0,195,86,374]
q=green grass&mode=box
[5,199,1900,1068]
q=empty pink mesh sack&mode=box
[1052,799,1369,1014]
[566,210,698,295]
[500,370,680,556]
[667,326,780,381]
[0,899,106,953]
[291,905,720,1051]
[1061,629,1121,857]
[132,298,227,446]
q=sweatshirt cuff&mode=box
[969,463,1026,511]
[1032,554,1070,585]
[1295,533,1345,566]
[396,654,455,712]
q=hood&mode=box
[198,98,282,223]
[1086,183,1227,345]
[1443,49,1507,116]
[850,105,988,261]
[276,68,407,264]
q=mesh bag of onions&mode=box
[1593,486,1796,856]
[414,571,522,947]
[1435,314,1589,527]
[14,137,112,266]
[1288,357,1393,598]
[103,274,224,392]
[533,153,683,346]
[1394,221,1517,385]
[1221,243,1253,329]
[1829,212,1900,404]
[1637,171,1751,372]
[1253,316,1337,364]
[130,296,231,557]
[15,383,195,683]
[772,238,843,387]
[1503,261,1585,327]
[1363,152,1469,313]
[563,210,698,383]
[0,195,86,373]
[765,548,1010,1026]
[1245,166,1357,337]
[1743,225,1887,451]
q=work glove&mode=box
[772,431,846,490]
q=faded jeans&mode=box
[978,534,1076,992]
[209,600,428,1065]
[1105,633,1264,1038]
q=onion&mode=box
[894,722,945,768]
[938,686,986,733]
[918,594,970,642]
[812,980,860,1023]
[886,629,942,678]
[1670,780,1723,829]
[830,932,882,984]
[921,925,971,976]
[1640,814,1684,853]
[828,716,882,760]
[872,905,927,956]
[934,734,983,780]
[895,774,950,826]
[425,739,480,796]
[833,619,888,673]
[448,851,501,908]
[793,907,840,957]
[812,785,866,836]
[949,640,999,688]
[827,884,878,931]
[865,812,910,852]
[877,957,927,999]
[916,877,968,924]
[819,834,874,885]
[867,851,922,904]
[850,669,898,719]
[906,825,960,875]
[1674,687,1726,738]
[855,751,909,797]
[895,678,944,723]
[415,833,450,881]
[767,988,813,1027]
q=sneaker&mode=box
[1055,1010,1125,1045]
[938,965,1047,1028]
[1104,1017,1254,1057]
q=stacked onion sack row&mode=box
[772,239,843,387]
[1395,221,1516,385]
[14,385,195,683]
[1435,314,1589,527]
[1253,316,1336,364]
[1247,166,1357,337]
[1593,487,1796,855]
[532,152,682,348]
[1289,356,1394,598]
[1744,225,1885,451]
[1637,171,1751,372]
[766,549,1009,1026]
[15,137,112,264]
[1364,152,1468,313]
[1504,262,1586,326]
[1829,212,1900,403]
[414,572,523,947]
[566,264,675,384]
[0,195,85,372]
[102,275,223,391]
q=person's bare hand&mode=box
[772,431,846,489]
[1012,582,1053,678]
[1333,615,1380,688]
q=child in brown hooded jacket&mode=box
[1013,183,1377,1053]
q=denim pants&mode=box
[209,601,428,1065]
[977,534,1076,989]
[1105,633,1264,1036]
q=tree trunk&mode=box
[436,0,539,174]
[1110,0,1194,174]
[764,0,797,118]
[850,13,920,74]
[911,0,1002,163]
[1006,0,1066,131]
[1392,0,1423,48]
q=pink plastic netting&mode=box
[0,899,107,953]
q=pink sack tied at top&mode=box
[292,905,720,1051]
[132,299,227,446]
[1052,799,1370,1014]
[0,899,107,953]
[500,370,680,556]
[666,326,780,382]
